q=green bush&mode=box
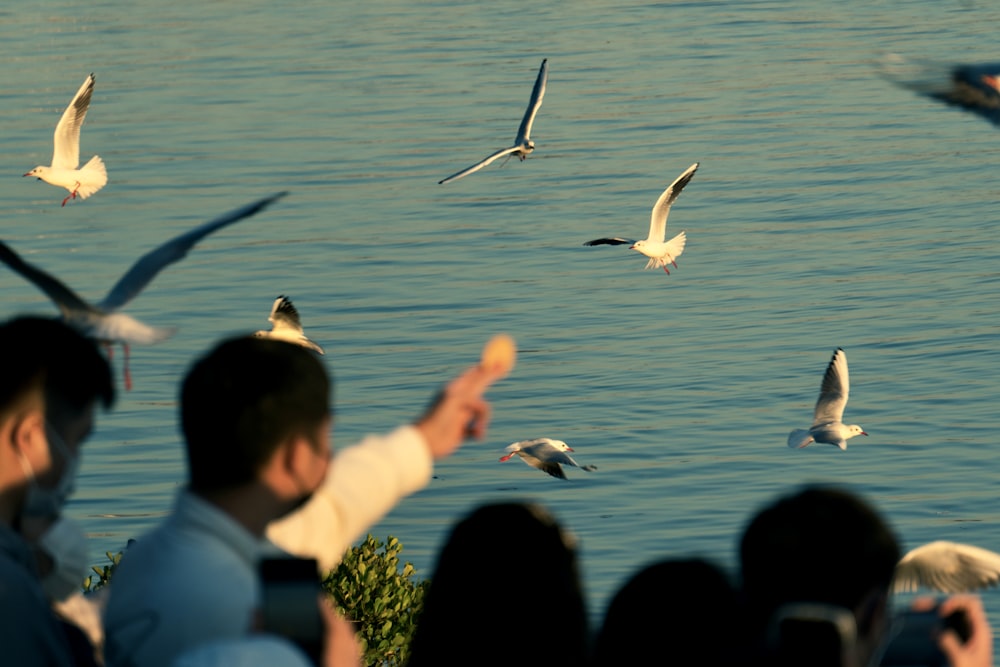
[83,549,124,592]
[86,535,428,666]
[323,534,429,667]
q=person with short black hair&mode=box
[739,485,992,667]
[0,316,114,666]
[104,336,502,667]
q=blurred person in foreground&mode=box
[591,557,738,666]
[0,316,115,666]
[104,336,503,667]
[739,485,992,667]
[407,502,590,667]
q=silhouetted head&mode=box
[739,486,900,665]
[594,557,737,666]
[408,502,588,667]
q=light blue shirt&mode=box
[104,490,279,667]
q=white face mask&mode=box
[37,517,88,601]
[18,423,80,518]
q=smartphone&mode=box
[259,556,323,665]
[880,607,969,667]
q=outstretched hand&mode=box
[415,364,505,460]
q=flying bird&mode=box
[894,541,1000,594]
[253,295,325,354]
[24,73,108,206]
[0,192,288,389]
[584,162,698,274]
[439,59,548,185]
[878,54,1000,126]
[499,438,596,480]
[787,348,867,450]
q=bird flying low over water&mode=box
[253,295,325,354]
[0,192,287,390]
[24,73,108,206]
[584,162,698,274]
[787,348,867,450]
[439,59,548,185]
[894,541,1000,594]
[499,438,597,480]
[878,54,1000,127]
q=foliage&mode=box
[83,549,124,592]
[323,534,429,667]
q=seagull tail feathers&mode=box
[787,429,814,449]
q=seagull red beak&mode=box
[566,446,575,452]
[22,172,31,177]
[861,431,868,436]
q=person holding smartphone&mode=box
[104,336,502,667]
[738,486,993,667]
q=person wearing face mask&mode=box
[0,316,115,667]
[104,336,503,667]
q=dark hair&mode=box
[408,502,589,667]
[593,558,737,666]
[739,486,901,637]
[0,316,114,417]
[180,336,331,493]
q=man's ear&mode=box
[11,409,46,460]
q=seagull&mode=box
[24,73,108,206]
[584,162,698,274]
[894,541,1000,594]
[499,438,596,480]
[0,192,287,390]
[253,295,324,354]
[877,54,1000,126]
[438,59,548,185]
[787,348,867,450]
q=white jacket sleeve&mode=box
[266,425,433,572]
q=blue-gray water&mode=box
[4,0,1000,642]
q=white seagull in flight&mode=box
[499,438,597,480]
[894,541,1000,594]
[0,192,287,389]
[584,162,698,274]
[253,295,325,354]
[787,348,867,450]
[24,73,108,207]
[439,59,548,185]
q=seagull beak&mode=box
[566,446,575,452]
[861,431,869,436]
[628,244,636,250]
[22,172,31,177]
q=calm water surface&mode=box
[3,0,1000,639]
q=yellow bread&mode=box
[480,334,517,376]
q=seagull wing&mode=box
[583,237,635,246]
[98,192,288,312]
[515,58,548,144]
[647,162,699,242]
[52,74,96,170]
[268,296,304,333]
[812,348,849,426]
[438,146,522,185]
[894,541,1000,593]
[878,55,1000,125]
[0,241,94,316]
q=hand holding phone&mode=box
[259,557,323,665]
